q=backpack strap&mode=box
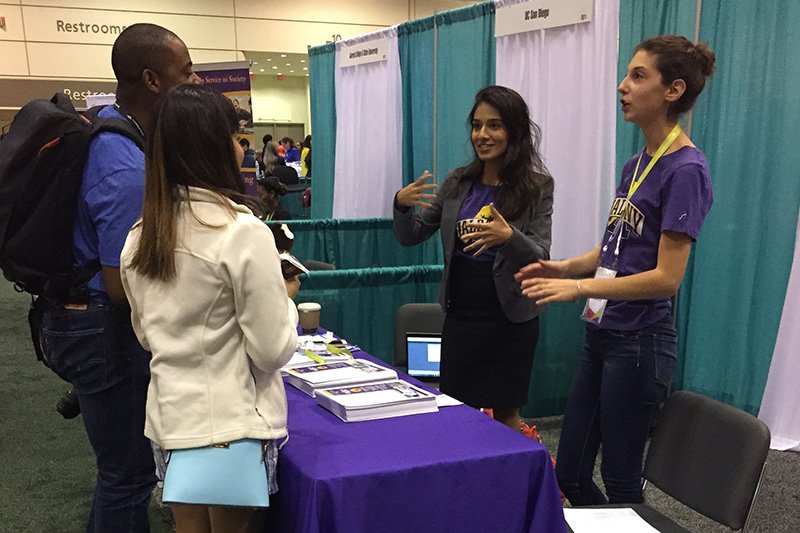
[85,105,145,152]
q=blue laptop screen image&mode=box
[406,333,441,379]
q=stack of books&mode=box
[283,359,397,397]
[315,379,439,422]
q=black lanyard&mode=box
[112,101,145,140]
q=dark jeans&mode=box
[39,298,156,532]
[555,316,677,505]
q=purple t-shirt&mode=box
[595,146,713,330]
[454,181,497,262]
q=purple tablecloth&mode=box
[268,352,566,533]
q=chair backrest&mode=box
[393,303,444,366]
[643,391,770,531]
[302,259,336,271]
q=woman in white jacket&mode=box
[120,83,299,532]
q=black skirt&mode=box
[440,255,540,408]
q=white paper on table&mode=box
[298,335,329,344]
[435,393,463,407]
[563,508,660,533]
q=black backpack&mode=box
[0,93,144,299]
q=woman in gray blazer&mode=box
[393,86,554,430]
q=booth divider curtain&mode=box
[495,0,619,259]
[398,17,436,185]
[494,0,619,417]
[675,0,800,415]
[296,266,444,363]
[308,43,337,219]
[759,208,800,450]
[333,29,404,218]
[279,218,443,270]
[434,2,496,181]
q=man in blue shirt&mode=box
[39,23,199,532]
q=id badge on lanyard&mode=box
[580,123,683,325]
[580,220,622,324]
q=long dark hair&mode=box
[131,83,246,280]
[444,85,550,220]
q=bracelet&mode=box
[576,279,583,297]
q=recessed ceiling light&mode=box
[280,54,286,57]
[303,67,308,71]
[252,61,258,65]
[272,66,277,69]
[300,59,306,63]
[267,58,271,62]
[286,63,291,66]
[278,73,283,76]
[290,70,294,73]
[305,74,309,77]
[259,68,264,72]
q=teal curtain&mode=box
[277,218,443,269]
[674,0,800,413]
[399,17,436,185]
[522,301,586,417]
[434,2,496,180]
[308,43,336,218]
[616,0,696,175]
[297,266,443,364]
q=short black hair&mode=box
[112,23,181,85]
[239,138,250,149]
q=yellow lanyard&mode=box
[627,123,682,200]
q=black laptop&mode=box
[405,332,441,381]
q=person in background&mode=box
[277,140,286,158]
[37,23,200,531]
[281,137,300,164]
[121,83,299,532]
[393,85,554,431]
[517,35,715,505]
[258,176,292,221]
[301,134,312,177]
[239,137,259,174]
[258,134,273,172]
[262,141,284,176]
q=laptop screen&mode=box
[406,333,441,379]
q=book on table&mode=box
[315,379,439,422]
[283,359,398,396]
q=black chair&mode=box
[393,303,444,367]
[302,260,335,271]
[576,391,770,532]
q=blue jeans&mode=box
[40,298,156,532]
[555,317,677,505]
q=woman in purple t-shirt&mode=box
[393,86,554,430]
[516,36,716,505]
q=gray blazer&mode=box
[393,174,554,323]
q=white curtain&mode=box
[332,28,403,219]
[759,207,800,451]
[495,0,619,259]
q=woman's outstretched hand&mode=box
[516,259,581,304]
[395,171,437,209]
[515,259,568,282]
